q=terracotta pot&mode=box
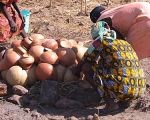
[35,63,54,80]
[29,34,45,46]
[30,34,44,41]
[6,66,28,86]
[29,45,44,63]
[26,65,37,85]
[55,48,76,66]
[42,39,58,50]
[21,37,32,49]
[57,38,72,48]
[40,50,58,64]
[68,39,78,47]
[72,45,88,62]
[19,54,35,70]
[4,49,21,68]
[31,39,43,46]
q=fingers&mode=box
[11,26,17,33]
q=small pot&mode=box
[29,45,44,63]
[42,39,58,50]
[31,39,43,46]
[40,50,58,64]
[35,63,54,80]
[55,48,76,67]
[19,54,35,70]
[4,49,21,68]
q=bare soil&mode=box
[0,0,150,120]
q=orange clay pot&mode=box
[55,48,76,67]
[3,49,21,69]
[29,45,44,63]
[19,54,35,70]
[35,63,54,80]
[40,50,58,64]
[42,39,58,50]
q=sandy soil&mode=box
[0,0,150,120]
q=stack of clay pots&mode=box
[0,34,89,87]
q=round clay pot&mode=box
[31,39,43,46]
[29,45,44,63]
[55,48,76,67]
[19,54,35,70]
[42,39,58,50]
[26,65,37,85]
[40,50,58,64]
[6,66,28,86]
[30,34,45,46]
[57,38,72,48]
[68,39,78,47]
[35,63,54,80]
[30,34,44,41]
[4,49,21,68]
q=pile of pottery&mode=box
[0,34,89,87]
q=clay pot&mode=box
[30,34,44,41]
[40,50,58,64]
[55,48,76,67]
[31,39,43,46]
[58,38,72,48]
[26,65,37,85]
[35,63,54,80]
[6,66,28,86]
[68,39,78,47]
[19,54,35,70]
[30,34,45,46]
[4,49,21,68]
[72,45,88,62]
[29,45,44,63]
[21,37,32,49]
[42,39,58,50]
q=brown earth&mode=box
[0,0,150,120]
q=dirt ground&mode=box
[0,0,150,120]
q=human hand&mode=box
[20,14,25,26]
[10,21,17,33]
